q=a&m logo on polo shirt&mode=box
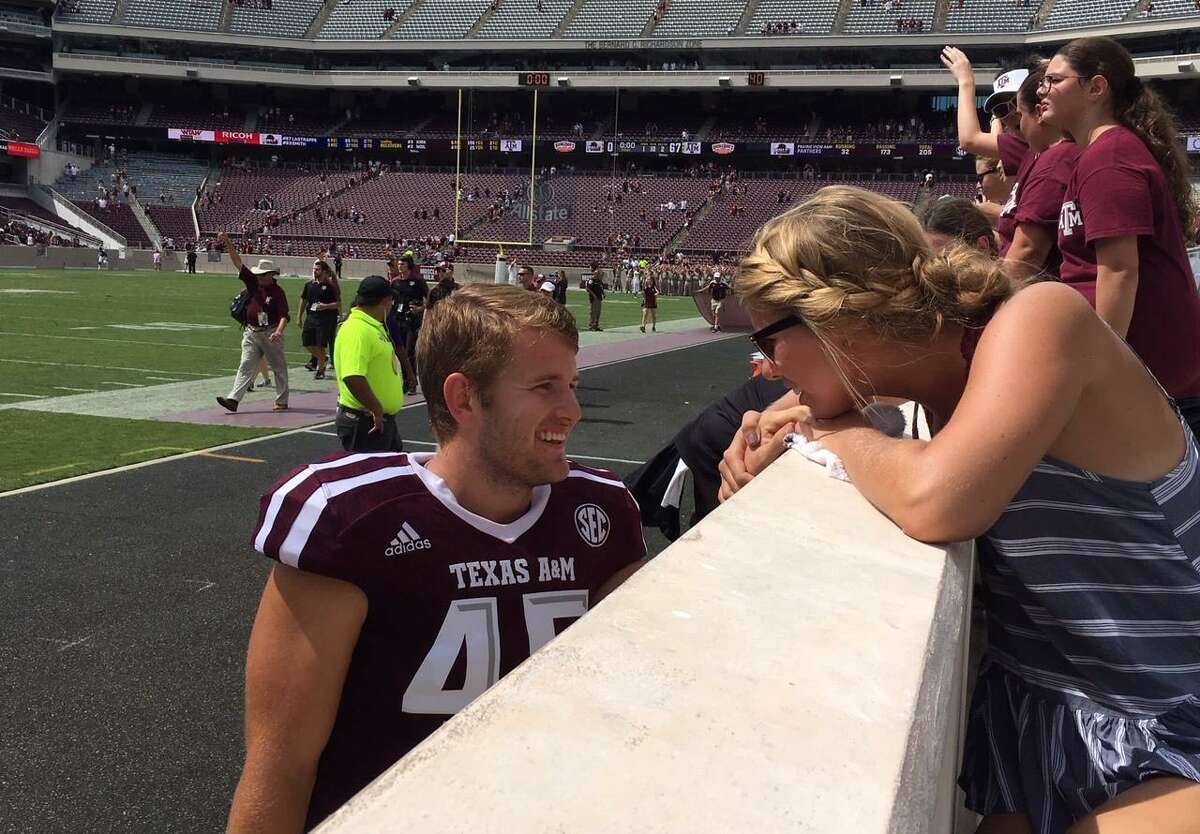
[1059,200,1083,237]
[574,503,611,547]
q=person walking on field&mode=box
[216,232,290,413]
[585,270,605,331]
[699,272,730,332]
[299,260,340,380]
[640,275,659,333]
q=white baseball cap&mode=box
[538,280,556,294]
[984,68,1029,114]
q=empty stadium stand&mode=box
[391,0,491,38]
[121,0,222,30]
[654,0,745,36]
[1139,0,1200,20]
[72,200,150,246]
[54,0,116,24]
[319,0,414,39]
[230,0,323,37]
[561,0,652,37]
[477,0,572,38]
[0,5,50,28]
[0,99,47,140]
[146,103,246,131]
[146,205,196,245]
[1042,0,1137,28]
[943,0,1037,32]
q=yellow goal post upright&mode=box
[452,87,539,248]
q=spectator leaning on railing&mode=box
[720,185,1200,834]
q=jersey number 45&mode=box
[401,590,589,715]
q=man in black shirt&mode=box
[387,256,428,394]
[298,260,340,379]
[584,271,606,331]
[699,273,730,332]
[426,262,459,309]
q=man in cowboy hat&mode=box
[216,232,291,413]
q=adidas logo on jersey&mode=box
[385,522,431,556]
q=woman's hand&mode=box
[940,46,975,86]
[717,410,797,502]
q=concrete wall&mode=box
[316,451,975,834]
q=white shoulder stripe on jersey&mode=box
[253,452,402,555]
[567,468,627,489]
[277,465,416,567]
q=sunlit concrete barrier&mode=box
[316,449,976,834]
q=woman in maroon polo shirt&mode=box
[1040,36,1200,435]
[996,64,1081,279]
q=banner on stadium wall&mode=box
[168,128,216,142]
[1,139,40,158]
[1187,135,1200,154]
[163,127,966,159]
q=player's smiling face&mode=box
[750,309,856,419]
[477,330,581,487]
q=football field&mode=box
[0,268,701,491]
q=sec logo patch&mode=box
[574,503,611,547]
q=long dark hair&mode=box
[1058,36,1197,238]
[917,196,999,257]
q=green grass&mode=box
[0,269,702,491]
[0,410,277,492]
[0,270,699,397]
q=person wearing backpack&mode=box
[217,232,290,413]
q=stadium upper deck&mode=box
[42,0,1200,41]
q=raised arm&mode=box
[227,565,366,834]
[940,47,1001,159]
[219,231,245,273]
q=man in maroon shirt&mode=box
[227,285,645,833]
[216,232,291,413]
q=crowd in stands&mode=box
[2,217,83,248]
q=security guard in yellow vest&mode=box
[333,275,406,452]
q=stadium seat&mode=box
[654,0,746,36]
[562,0,653,37]
[121,0,222,31]
[390,0,492,38]
[749,0,840,34]
[477,0,573,38]
[230,0,324,37]
[320,0,415,38]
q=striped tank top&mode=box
[961,411,1200,831]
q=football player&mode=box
[228,284,646,834]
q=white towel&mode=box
[782,404,907,482]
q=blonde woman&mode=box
[721,186,1200,834]
[639,275,659,333]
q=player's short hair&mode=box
[417,284,579,442]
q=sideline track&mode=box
[0,324,739,498]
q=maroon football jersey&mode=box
[252,452,645,830]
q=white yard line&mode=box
[53,386,97,393]
[0,357,215,377]
[2,335,723,497]
[0,392,44,398]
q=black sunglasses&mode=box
[976,166,1001,183]
[749,315,803,362]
